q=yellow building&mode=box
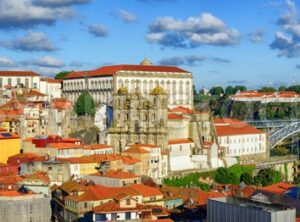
[0,131,21,163]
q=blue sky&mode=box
[0,0,300,89]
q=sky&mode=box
[0,0,300,89]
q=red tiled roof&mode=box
[49,143,82,150]
[93,200,151,213]
[64,64,189,79]
[121,156,141,165]
[51,98,72,110]
[168,139,193,145]
[130,184,163,197]
[123,146,150,154]
[92,170,139,179]
[22,171,50,184]
[24,90,47,97]
[258,182,295,194]
[0,175,23,185]
[0,71,40,77]
[40,78,62,83]
[84,144,112,150]
[168,113,184,120]
[214,118,264,136]
[0,190,33,197]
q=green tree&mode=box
[278,85,287,91]
[233,85,247,94]
[209,86,224,96]
[240,172,253,185]
[225,85,234,95]
[55,71,72,80]
[75,92,96,116]
[274,147,289,156]
[215,167,239,184]
[259,86,276,93]
[254,168,281,186]
[288,85,300,93]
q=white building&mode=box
[62,58,193,108]
[0,71,40,89]
[40,78,62,99]
[214,118,267,158]
[232,90,300,103]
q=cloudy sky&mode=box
[0,0,300,89]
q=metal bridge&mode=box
[245,119,300,148]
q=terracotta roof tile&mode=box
[91,170,139,179]
[0,71,39,77]
[214,118,264,136]
[258,182,295,194]
[64,64,189,79]
[168,139,193,145]
[130,184,163,197]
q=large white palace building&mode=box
[62,59,193,108]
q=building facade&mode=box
[62,59,193,108]
[214,118,267,159]
[108,85,168,152]
[0,71,40,89]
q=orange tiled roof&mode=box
[258,182,295,194]
[130,184,163,197]
[0,71,39,77]
[214,118,264,136]
[168,138,193,145]
[123,146,150,154]
[24,90,47,97]
[0,175,23,185]
[40,77,62,83]
[22,171,50,184]
[121,156,141,165]
[49,143,82,150]
[9,152,39,159]
[84,144,112,150]
[51,98,72,110]
[0,190,33,197]
[92,170,139,179]
[64,65,189,79]
[168,113,184,120]
[93,200,152,213]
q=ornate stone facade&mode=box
[108,85,168,153]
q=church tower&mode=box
[108,84,168,153]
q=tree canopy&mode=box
[209,86,224,96]
[259,86,276,93]
[254,168,281,186]
[55,71,72,80]
[75,92,96,116]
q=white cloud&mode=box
[0,56,14,67]
[146,13,239,48]
[1,32,57,52]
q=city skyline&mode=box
[0,0,299,89]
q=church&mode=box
[62,58,193,108]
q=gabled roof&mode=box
[0,71,40,77]
[64,64,189,79]
[130,184,163,197]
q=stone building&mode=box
[108,85,168,152]
[62,58,193,108]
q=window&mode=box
[33,82,37,88]
[17,78,21,85]
[84,202,88,208]
[125,212,131,220]
[0,78,2,87]
[126,199,131,205]
[8,78,11,85]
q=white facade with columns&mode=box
[62,59,193,108]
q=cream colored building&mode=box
[0,71,40,89]
[62,59,193,108]
[214,118,267,158]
